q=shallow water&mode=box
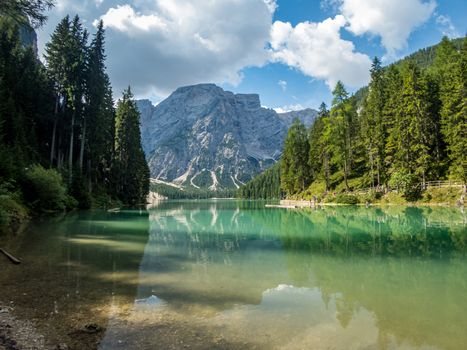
[1,201,466,349]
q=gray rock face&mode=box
[19,24,38,56]
[137,84,317,190]
[278,108,318,128]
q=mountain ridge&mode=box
[137,84,317,190]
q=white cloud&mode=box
[270,16,371,88]
[93,0,275,97]
[278,80,287,91]
[274,104,304,113]
[45,0,435,101]
[55,0,87,13]
[436,15,460,38]
[337,0,437,54]
[96,5,166,33]
[263,0,278,13]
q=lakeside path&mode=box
[266,199,465,208]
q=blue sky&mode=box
[38,0,465,111]
[225,0,466,110]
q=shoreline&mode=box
[268,199,464,209]
[0,303,47,350]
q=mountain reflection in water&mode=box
[1,201,465,349]
[98,201,466,350]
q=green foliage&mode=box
[329,81,355,191]
[388,171,421,201]
[0,195,28,233]
[433,37,467,182]
[0,182,28,233]
[44,15,123,204]
[70,172,91,209]
[0,9,150,224]
[113,88,150,205]
[303,181,326,200]
[191,170,213,188]
[0,0,54,28]
[334,176,366,192]
[422,187,463,205]
[334,194,360,205]
[389,62,437,184]
[360,57,387,186]
[237,162,281,199]
[151,183,235,200]
[22,165,68,211]
[281,119,311,196]
[309,103,331,190]
[247,36,466,204]
[362,189,382,203]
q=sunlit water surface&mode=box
[1,201,466,350]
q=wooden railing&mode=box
[344,181,465,194]
[423,181,464,189]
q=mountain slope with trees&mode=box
[238,36,466,202]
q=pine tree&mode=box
[434,37,466,182]
[85,20,115,189]
[362,57,386,187]
[44,15,70,167]
[383,65,403,172]
[67,15,88,181]
[44,15,89,180]
[0,18,54,178]
[309,102,331,190]
[0,0,54,28]
[390,62,436,186]
[238,163,281,199]
[114,87,150,205]
[281,119,311,196]
[330,81,352,190]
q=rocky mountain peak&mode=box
[235,94,261,110]
[137,84,317,190]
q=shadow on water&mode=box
[0,210,151,349]
[0,201,466,349]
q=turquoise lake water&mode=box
[1,201,466,349]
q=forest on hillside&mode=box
[150,182,236,200]
[0,1,149,232]
[239,36,466,202]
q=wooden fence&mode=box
[423,181,464,189]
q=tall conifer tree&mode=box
[114,87,150,205]
[281,119,311,195]
[330,81,352,190]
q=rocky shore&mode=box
[0,304,46,350]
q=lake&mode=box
[1,201,466,349]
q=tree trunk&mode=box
[377,164,381,188]
[57,131,63,169]
[57,101,66,169]
[79,117,86,172]
[344,161,349,191]
[324,153,330,191]
[69,108,75,184]
[87,159,92,194]
[50,94,59,166]
[369,152,375,188]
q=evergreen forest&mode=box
[0,1,149,231]
[239,37,466,202]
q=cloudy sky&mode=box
[37,0,465,111]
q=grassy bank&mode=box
[286,183,464,206]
